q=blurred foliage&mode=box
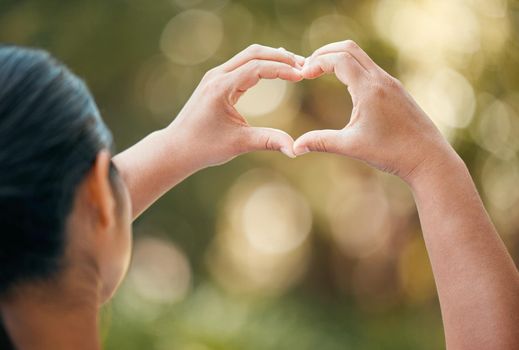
[2,0,519,349]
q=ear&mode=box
[85,150,115,230]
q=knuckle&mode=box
[247,59,262,72]
[379,74,403,92]
[338,52,354,62]
[390,76,404,90]
[285,52,296,62]
[343,39,359,50]
[370,82,388,98]
[312,135,327,152]
[202,76,225,94]
[318,138,328,153]
[264,134,274,150]
[247,43,263,54]
[203,67,219,80]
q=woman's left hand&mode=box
[167,44,304,169]
[114,45,303,218]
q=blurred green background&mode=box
[2,0,519,348]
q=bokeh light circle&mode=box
[207,170,313,295]
[127,236,192,304]
[235,79,288,117]
[404,68,475,136]
[160,9,223,65]
[327,183,391,258]
[242,182,312,254]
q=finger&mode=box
[279,48,306,67]
[242,127,296,158]
[296,55,306,67]
[278,47,304,69]
[228,60,302,94]
[293,129,344,156]
[221,44,299,72]
[310,40,378,73]
[301,52,365,89]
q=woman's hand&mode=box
[294,41,519,350]
[293,40,456,184]
[167,44,304,169]
[114,45,304,218]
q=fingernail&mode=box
[301,65,311,76]
[280,147,296,159]
[295,146,310,156]
[292,68,303,78]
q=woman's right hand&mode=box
[293,40,459,185]
[293,42,519,350]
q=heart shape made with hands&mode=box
[292,40,388,158]
[189,40,424,178]
[226,40,435,182]
[233,41,372,159]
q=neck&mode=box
[0,266,102,350]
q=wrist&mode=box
[406,146,467,192]
[160,121,208,175]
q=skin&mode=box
[293,40,519,350]
[114,44,305,217]
[1,45,304,350]
[2,41,518,349]
[1,151,132,350]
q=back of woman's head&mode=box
[0,45,114,296]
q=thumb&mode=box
[243,127,296,158]
[293,129,344,156]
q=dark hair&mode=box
[0,45,115,348]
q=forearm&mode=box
[409,152,519,349]
[294,40,519,348]
[112,123,203,219]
